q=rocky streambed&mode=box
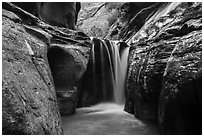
[2,2,202,135]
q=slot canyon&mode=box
[2,2,202,135]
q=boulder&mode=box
[8,2,91,116]
[12,2,81,29]
[39,2,81,29]
[2,6,63,135]
[124,2,202,134]
[48,42,90,115]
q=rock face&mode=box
[2,5,63,135]
[77,2,123,38]
[48,41,91,115]
[2,2,91,134]
[106,2,163,40]
[3,2,202,135]
[39,2,81,29]
[12,2,81,29]
[124,2,202,134]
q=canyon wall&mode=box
[12,2,81,29]
[116,2,202,134]
[2,2,202,135]
[77,2,124,38]
[2,2,91,134]
[2,4,63,134]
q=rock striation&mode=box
[2,2,202,135]
[123,2,202,134]
[2,4,63,135]
[106,2,164,40]
[77,2,123,38]
[2,2,91,134]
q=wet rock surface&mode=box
[124,2,202,134]
[2,2,202,135]
[2,2,91,134]
[2,6,63,135]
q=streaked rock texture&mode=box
[106,2,163,40]
[2,2,202,135]
[77,2,123,38]
[2,2,91,134]
[124,2,202,134]
[2,5,63,135]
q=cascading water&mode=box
[77,38,129,106]
[111,41,130,104]
[61,2,178,134]
[63,38,159,135]
[96,39,130,104]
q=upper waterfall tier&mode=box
[77,38,129,106]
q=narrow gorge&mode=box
[2,2,202,135]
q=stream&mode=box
[62,103,159,135]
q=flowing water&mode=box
[90,38,130,103]
[112,41,129,104]
[62,39,159,134]
[62,103,159,135]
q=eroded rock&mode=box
[12,2,81,29]
[39,2,81,29]
[106,2,164,40]
[48,43,90,115]
[77,2,123,38]
[2,2,91,134]
[2,8,63,135]
[124,2,202,134]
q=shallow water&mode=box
[62,103,159,135]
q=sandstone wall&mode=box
[124,2,202,134]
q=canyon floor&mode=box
[62,103,159,135]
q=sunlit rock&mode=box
[124,2,202,134]
[2,4,63,135]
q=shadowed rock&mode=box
[124,2,202,134]
[2,2,90,134]
[47,44,90,115]
[12,2,81,29]
[77,38,115,107]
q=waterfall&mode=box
[92,38,130,104]
[112,41,130,104]
[78,38,129,106]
